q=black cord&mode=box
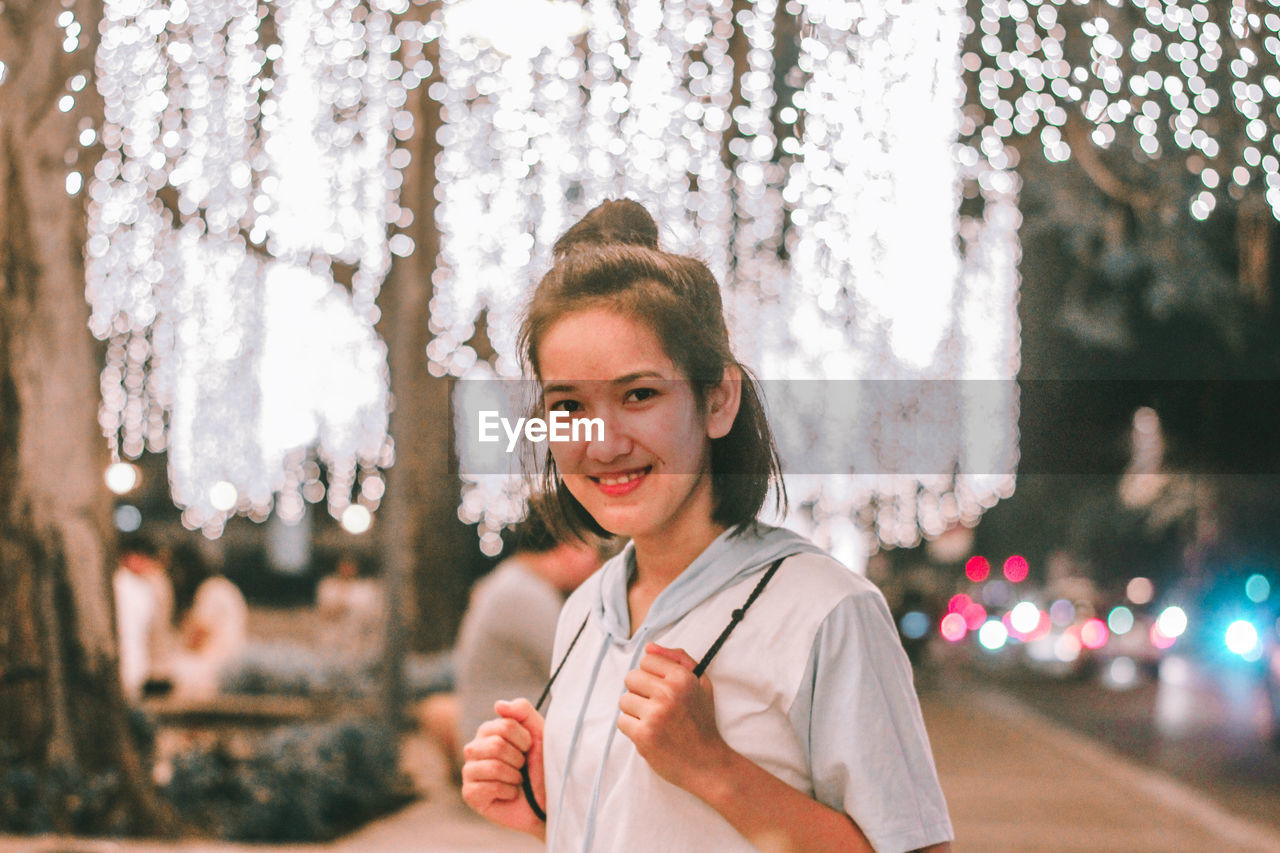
[518,556,787,823]
[693,557,784,678]
[521,613,589,822]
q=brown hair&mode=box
[518,199,786,541]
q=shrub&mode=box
[162,719,411,842]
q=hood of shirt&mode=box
[595,520,826,645]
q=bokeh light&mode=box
[965,555,992,582]
[1127,577,1155,605]
[978,619,1009,651]
[113,504,142,532]
[1150,623,1177,650]
[104,461,140,495]
[1080,618,1109,650]
[962,601,988,631]
[900,611,930,640]
[1049,598,1076,627]
[340,503,373,535]
[88,0,399,537]
[1245,574,1271,603]
[436,0,1020,553]
[1010,601,1041,634]
[1003,554,1029,583]
[1107,606,1135,636]
[1156,605,1188,639]
[1225,620,1259,657]
[1103,657,1138,690]
[941,612,968,642]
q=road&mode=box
[952,650,1280,835]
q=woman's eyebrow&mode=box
[610,371,665,385]
[543,371,665,395]
[542,381,578,395]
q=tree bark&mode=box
[377,11,474,671]
[0,0,179,835]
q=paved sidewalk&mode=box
[932,686,1280,853]
[4,683,1279,853]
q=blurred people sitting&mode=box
[420,514,609,775]
[315,555,384,664]
[113,534,174,701]
[167,542,248,701]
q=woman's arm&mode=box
[619,644,899,853]
[689,743,873,852]
[696,749,949,853]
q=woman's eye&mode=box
[624,387,657,404]
[549,399,580,413]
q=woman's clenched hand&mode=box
[460,697,547,839]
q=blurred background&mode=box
[1,0,1279,850]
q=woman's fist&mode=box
[616,643,731,791]
[460,698,547,838]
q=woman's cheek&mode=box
[548,436,586,477]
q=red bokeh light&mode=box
[940,613,967,642]
[965,556,991,582]
[948,593,972,614]
[1080,618,1109,650]
[1150,623,1176,650]
[1003,554,1029,583]
[1027,612,1053,642]
[961,602,987,631]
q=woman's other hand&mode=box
[617,643,733,791]
[460,698,547,838]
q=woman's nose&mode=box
[583,413,632,464]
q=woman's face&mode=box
[537,307,736,546]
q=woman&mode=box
[461,200,953,852]
[167,542,248,701]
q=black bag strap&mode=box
[692,556,785,678]
[519,555,787,822]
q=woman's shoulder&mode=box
[776,551,886,607]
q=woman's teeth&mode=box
[597,469,646,485]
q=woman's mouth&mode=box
[589,466,651,497]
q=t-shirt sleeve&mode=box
[787,587,954,853]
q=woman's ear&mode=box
[705,365,742,440]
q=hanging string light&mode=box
[81,0,1033,555]
[961,0,1280,221]
[88,0,405,537]
[435,0,752,553]
[771,0,1018,564]
[437,0,1020,563]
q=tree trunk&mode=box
[0,0,179,835]
[377,15,474,674]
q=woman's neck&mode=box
[629,519,727,595]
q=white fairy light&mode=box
[773,0,1016,563]
[82,0,1040,553]
[437,0,1020,558]
[965,0,1280,220]
[434,0,743,541]
[88,0,403,536]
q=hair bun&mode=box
[553,198,660,255]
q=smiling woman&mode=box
[457,200,954,853]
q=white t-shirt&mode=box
[542,532,952,853]
[170,576,249,700]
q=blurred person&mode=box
[429,514,608,775]
[113,533,174,701]
[167,542,248,701]
[316,554,384,662]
